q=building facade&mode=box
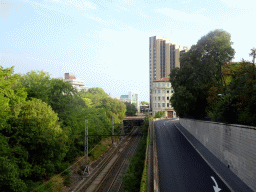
[149,35,189,112]
[57,73,87,91]
[152,77,177,118]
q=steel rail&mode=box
[74,126,138,192]
[106,132,141,192]
[93,129,140,192]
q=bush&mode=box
[154,111,165,118]
[123,117,148,192]
[62,167,71,187]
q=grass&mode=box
[89,136,113,162]
[43,174,66,192]
[140,131,149,192]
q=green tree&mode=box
[124,102,137,116]
[78,87,109,108]
[140,101,148,105]
[0,66,28,192]
[6,98,69,186]
[101,97,126,124]
[170,29,235,119]
[227,61,256,125]
[47,78,84,124]
[0,66,27,129]
[154,111,165,118]
[86,87,109,97]
[17,70,51,104]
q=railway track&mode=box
[94,129,141,192]
[74,126,140,192]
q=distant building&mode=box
[56,73,88,91]
[140,105,149,113]
[152,77,177,118]
[119,91,139,113]
[149,35,190,112]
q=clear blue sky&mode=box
[1,0,255,102]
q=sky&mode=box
[1,0,256,102]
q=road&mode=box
[155,119,231,192]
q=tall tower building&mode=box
[149,36,188,112]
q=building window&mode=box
[167,90,169,93]
[158,97,160,101]
[162,90,165,93]
[158,90,160,93]
[158,83,160,87]
[155,90,156,93]
[167,83,169,87]
[167,103,169,107]
[155,103,157,107]
[158,103,160,107]
[162,103,165,107]
[162,83,165,87]
[162,96,165,100]
[171,90,174,93]
[155,97,156,100]
[167,97,169,100]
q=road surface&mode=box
[155,119,237,192]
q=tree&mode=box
[249,47,256,64]
[78,87,109,108]
[101,98,126,124]
[170,29,235,119]
[124,102,137,116]
[0,66,27,130]
[47,78,82,123]
[6,98,69,185]
[0,66,28,192]
[86,87,109,97]
[154,111,165,118]
[17,70,51,104]
[140,101,148,105]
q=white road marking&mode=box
[211,176,222,192]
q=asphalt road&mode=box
[155,119,232,192]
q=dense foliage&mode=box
[124,101,137,116]
[170,29,256,126]
[0,68,127,191]
[207,61,256,125]
[154,111,165,118]
[140,101,149,105]
[170,29,235,119]
[123,116,149,192]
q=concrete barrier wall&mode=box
[180,118,256,192]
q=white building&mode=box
[152,77,177,118]
[56,73,88,91]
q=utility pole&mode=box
[112,116,115,147]
[121,120,124,140]
[83,120,90,176]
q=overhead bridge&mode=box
[123,116,145,131]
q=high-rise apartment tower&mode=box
[149,36,189,111]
